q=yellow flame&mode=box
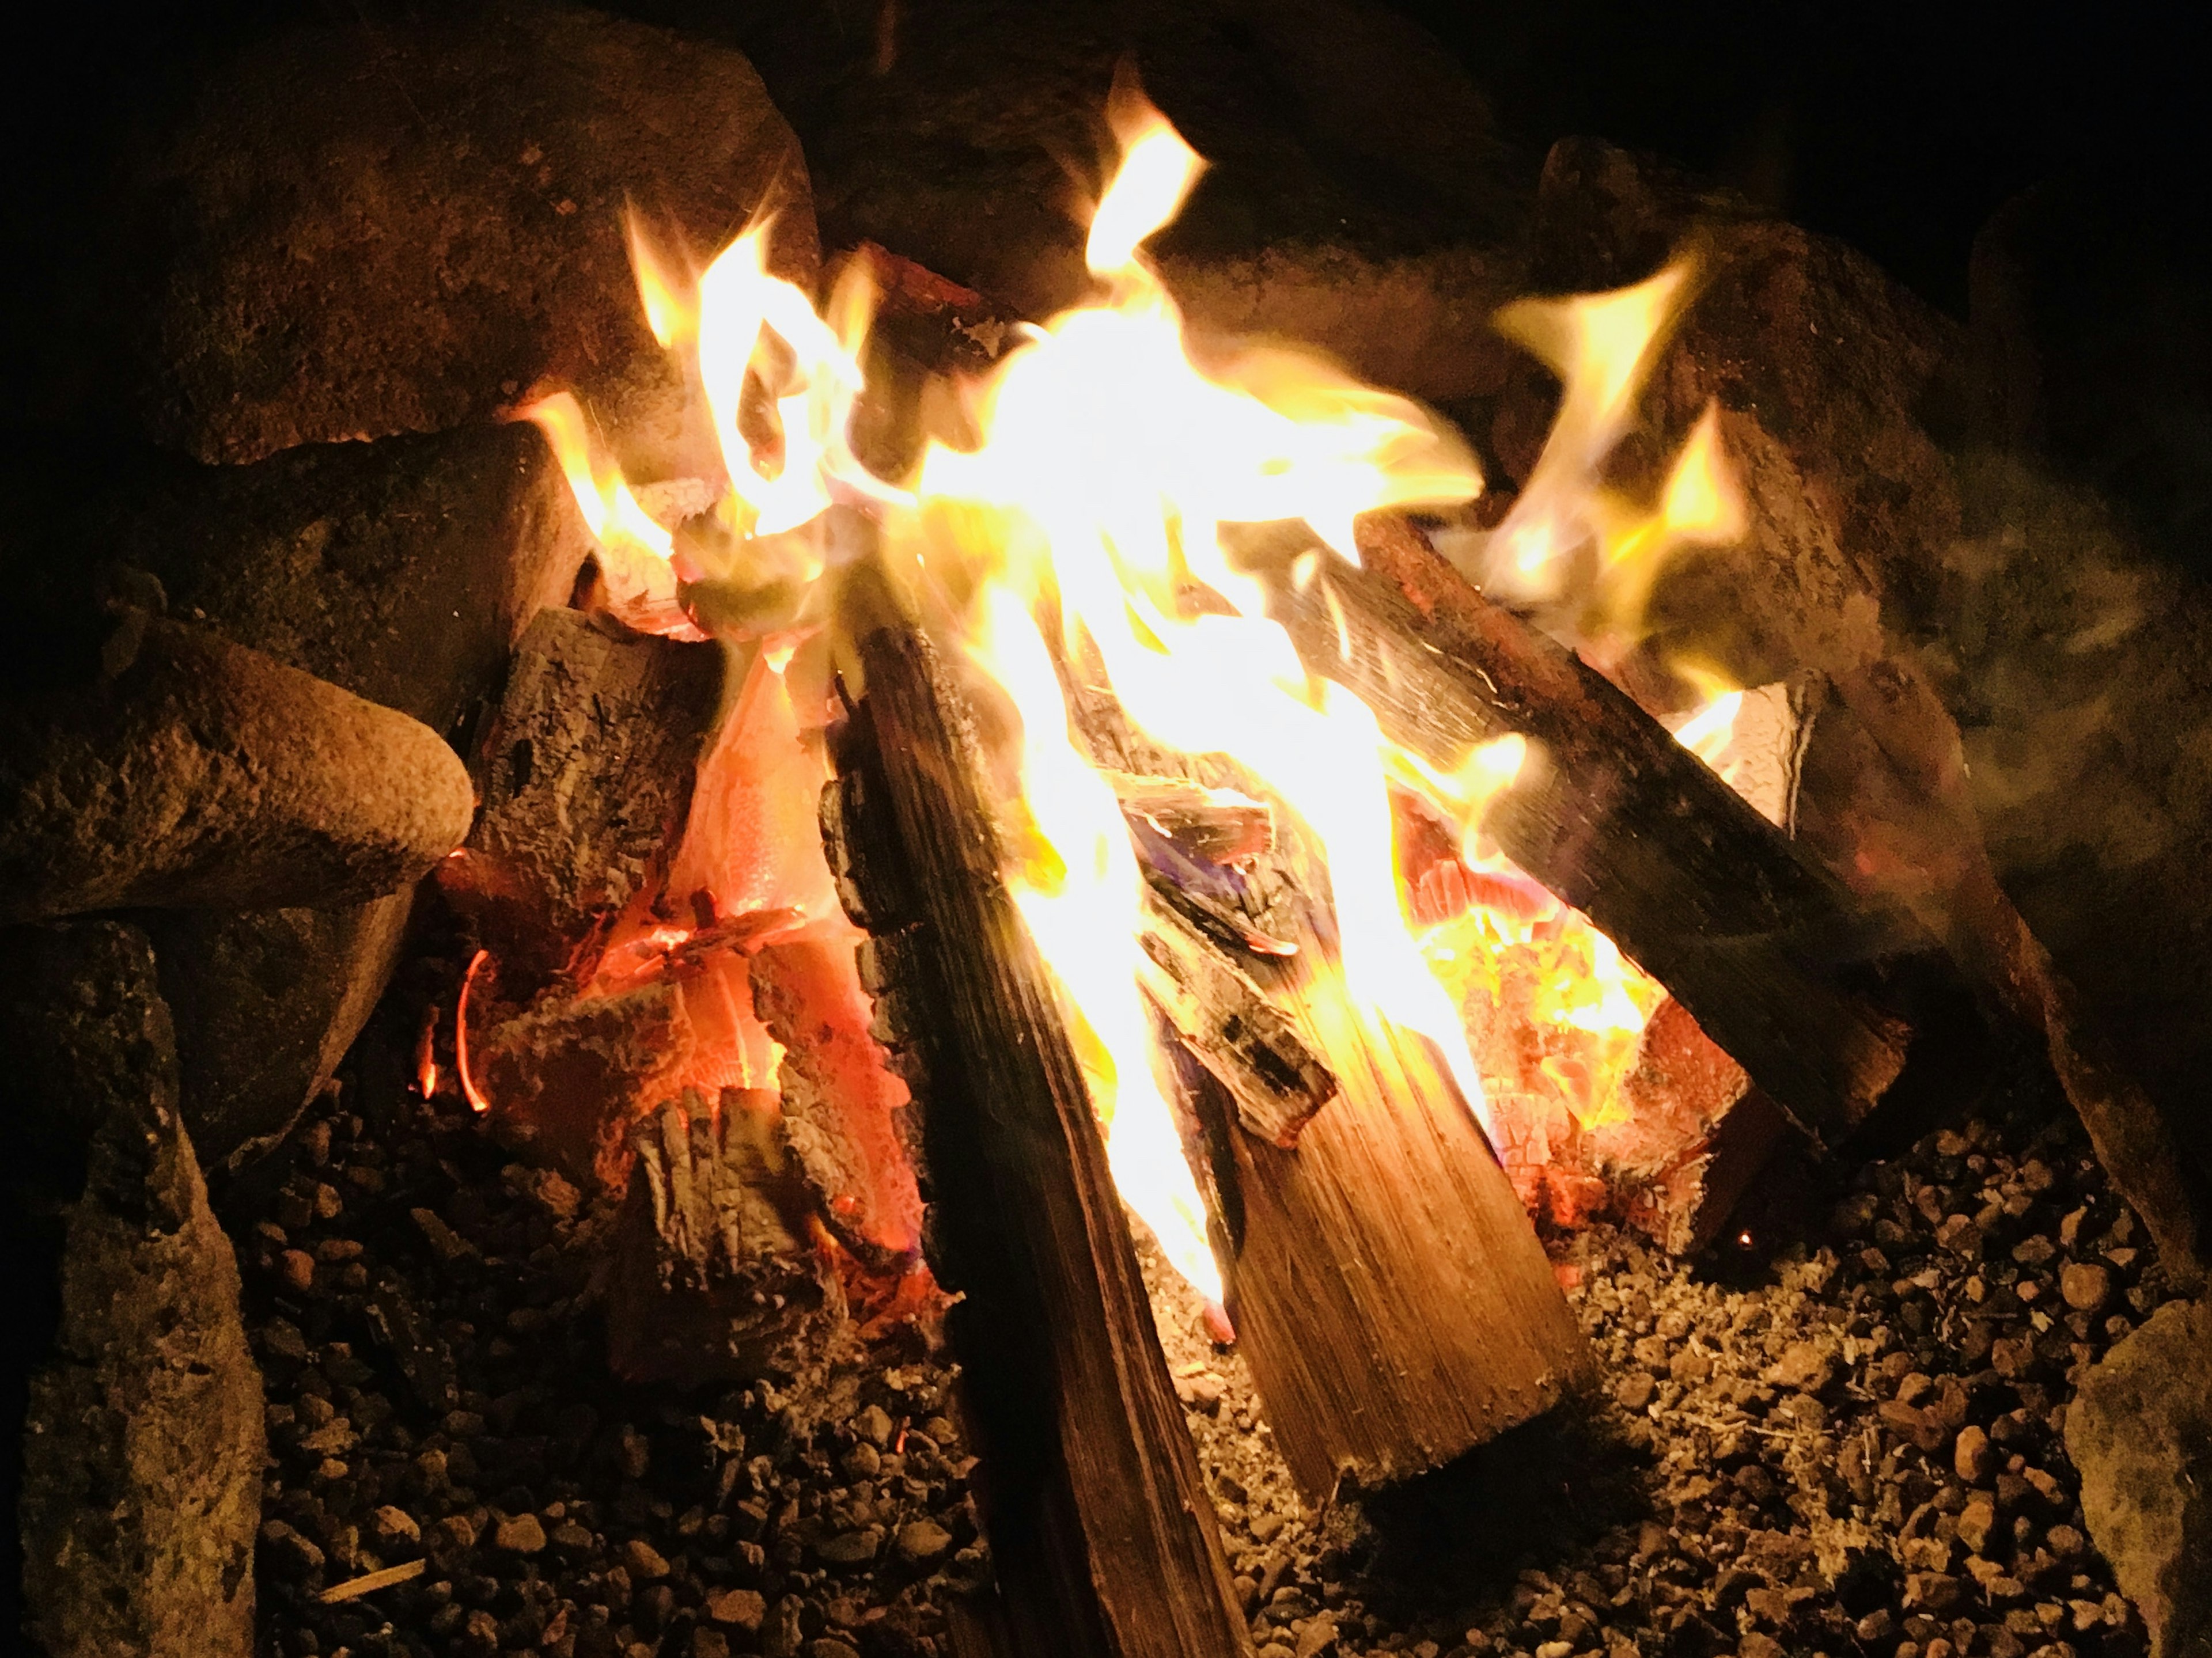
[625,207,696,349]
[921,101,1495,1171]
[522,96,1744,1300]
[978,588,1223,1302]
[1477,269,1745,653]
[518,390,693,635]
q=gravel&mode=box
[1136,1101,2177,1658]
[230,955,2176,1658]
[223,1003,987,1658]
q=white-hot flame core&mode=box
[529,96,1755,1304]
[979,589,1223,1301]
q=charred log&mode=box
[603,1088,840,1389]
[1264,513,1928,1151]
[1058,648,1599,1505]
[1136,892,1335,1148]
[441,606,723,988]
[824,586,1251,1658]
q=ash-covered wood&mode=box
[1268,514,1923,1151]
[824,589,1252,1658]
[0,616,473,925]
[1136,892,1335,1149]
[749,938,925,1272]
[441,607,724,987]
[604,1088,839,1390]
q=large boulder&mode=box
[3,920,263,1658]
[0,617,473,925]
[75,1,814,473]
[0,423,591,1167]
[2067,1297,2212,1658]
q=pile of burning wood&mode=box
[6,5,2211,1656]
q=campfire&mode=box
[4,7,2207,1658]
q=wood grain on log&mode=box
[1136,891,1335,1148]
[824,579,1251,1658]
[1263,513,1921,1150]
[1060,653,1598,1505]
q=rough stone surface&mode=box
[3,920,263,1658]
[0,420,592,1170]
[1501,136,1968,689]
[144,897,413,1171]
[2068,1297,2212,1658]
[694,0,1528,403]
[0,617,473,924]
[85,1,814,471]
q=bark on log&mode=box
[824,590,1251,1658]
[1266,513,1923,1150]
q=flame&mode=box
[518,390,698,638]
[524,93,1760,1296]
[1471,268,1744,655]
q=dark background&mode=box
[7,0,2202,320]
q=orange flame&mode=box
[456,948,493,1115]
[521,94,1766,1293]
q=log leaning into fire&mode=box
[1269,514,1923,1151]
[1060,674,1601,1506]
[823,596,1252,1658]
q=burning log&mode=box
[0,616,473,925]
[604,1088,839,1388]
[440,606,723,987]
[1269,513,1924,1151]
[1059,655,1603,1501]
[1590,998,1793,1255]
[824,594,1252,1658]
[1135,892,1335,1149]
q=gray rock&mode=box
[90,2,814,472]
[143,897,412,1170]
[2068,1296,2212,1658]
[1,616,471,923]
[2,421,592,1167]
[5,920,264,1658]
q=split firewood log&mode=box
[1262,513,1933,1152]
[823,581,1252,1657]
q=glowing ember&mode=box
[456,947,493,1115]
[525,90,1756,1295]
[414,1004,441,1099]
